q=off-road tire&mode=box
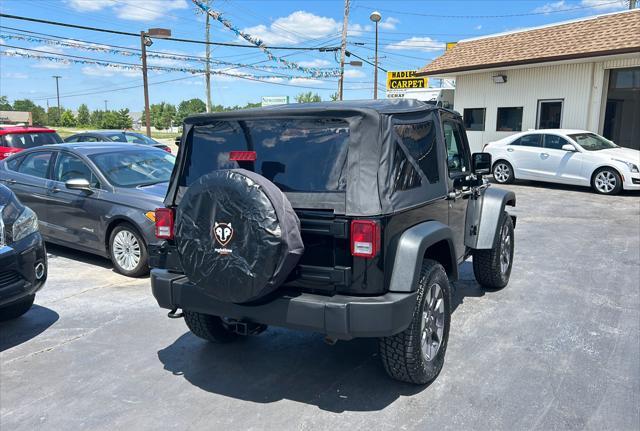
[492,160,515,184]
[184,311,239,343]
[378,259,451,385]
[473,212,514,289]
[591,167,623,195]
[109,223,149,277]
[0,294,35,321]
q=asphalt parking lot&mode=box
[1,182,638,431]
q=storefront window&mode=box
[496,107,523,132]
[463,108,486,131]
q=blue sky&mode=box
[0,0,630,111]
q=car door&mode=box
[537,134,585,185]
[45,151,105,251]
[441,115,472,260]
[505,134,544,179]
[5,151,55,236]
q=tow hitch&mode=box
[226,319,267,336]
[167,308,184,319]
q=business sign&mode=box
[261,96,289,106]
[446,42,457,51]
[0,111,32,125]
[386,70,428,90]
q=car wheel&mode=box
[109,223,149,277]
[592,168,622,195]
[473,212,514,289]
[184,312,241,343]
[378,259,451,385]
[0,295,35,321]
[493,161,514,184]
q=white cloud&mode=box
[297,59,331,68]
[290,77,324,85]
[348,23,372,37]
[379,17,400,31]
[2,72,29,79]
[386,37,445,52]
[242,11,341,45]
[534,0,625,13]
[343,69,366,79]
[67,0,188,22]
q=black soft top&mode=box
[172,99,451,216]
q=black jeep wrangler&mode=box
[151,99,516,384]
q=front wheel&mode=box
[473,212,514,289]
[109,224,149,277]
[0,295,35,321]
[592,168,622,195]
[378,260,451,385]
[493,161,515,184]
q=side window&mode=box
[443,121,470,176]
[543,134,569,150]
[83,136,99,142]
[6,155,24,171]
[65,136,79,143]
[394,121,439,184]
[16,152,53,178]
[54,153,100,187]
[391,145,422,192]
[512,134,542,147]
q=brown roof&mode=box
[418,10,640,76]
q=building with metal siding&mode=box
[418,10,640,153]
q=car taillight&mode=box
[155,208,174,240]
[229,151,257,161]
[350,220,381,258]
[163,146,172,153]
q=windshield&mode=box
[90,149,175,187]
[569,133,617,151]
[3,132,63,149]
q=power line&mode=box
[0,13,340,51]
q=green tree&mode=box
[31,106,47,126]
[330,92,339,101]
[100,111,121,129]
[76,104,90,126]
[90,110,104,128]
[0,96,12,111]
[47,106,62,126]
[116,108,133,129]
[12,99,47,125]
[150,102,176,130]
[60,109,76,127]
[295,92,321,103]
[176,98,206,124]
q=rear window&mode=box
[183,119,349,192]
[2,132,62,149]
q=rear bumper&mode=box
[151,269,417,340]
[0,232,47,308]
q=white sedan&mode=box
[484,129,640,195]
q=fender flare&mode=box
[472,187,516,250]
[387,221,457,293]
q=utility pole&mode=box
[52,75,61,124]
[104,100,108,111]
[205,0,213,112]
[337,0,350,101]
[140,31,152,137]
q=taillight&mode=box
[229,151,257,161]
[155,208,174,240]
[163,146,172,153]
[350,220,381,258]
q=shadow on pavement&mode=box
[46,243,113,270]
[0,305,59,352]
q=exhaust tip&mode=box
[35,262,46,280]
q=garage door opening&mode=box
[603,67,640,151]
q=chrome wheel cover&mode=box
[494,163,510,183]
[112,230,141,271]
[594,171,616,193]
[500,222,512,275]
[421,282,445,361]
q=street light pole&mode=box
[140,28,171,138]
[52,75,61,123]
[337,0,350,101]
[369,11,381,100]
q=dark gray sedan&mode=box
[0,143,175,277]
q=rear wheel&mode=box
[591,167,622,195]
[473,212,514,289]
[109,223,149,277]
[493,161,514,184]
[0,295,35,321]
[184,311,239,343]
[378,260,451,385]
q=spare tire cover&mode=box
[175,169,304,304]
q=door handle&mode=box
[541,152,549,158]
[50,187,62,193]
[447,188,473,200]
[507,148,514,152]
[4,179,16,185]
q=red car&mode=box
[0,126,63,160]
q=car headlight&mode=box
[612,158,639,173]
[12,206,39,243]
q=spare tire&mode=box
[175,169,304,304]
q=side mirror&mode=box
[562,144,576,152]
[471,152,492,176]
[65,178,92,192]
[174,135,181,147]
